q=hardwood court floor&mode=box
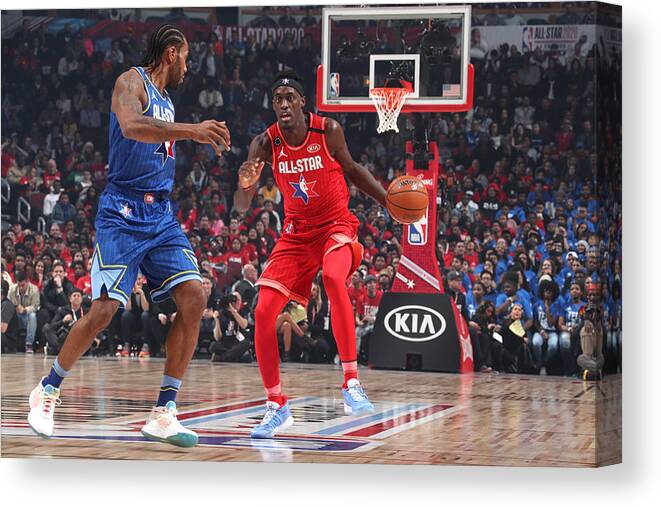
[1,354,621,466]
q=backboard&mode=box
[317,5,473,113]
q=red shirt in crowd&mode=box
[555,130,575,152]
[250,238,269,259]
[443,251,456,267]
[75,273,92,295]
[91,162,107,187]
[178,207,197,232]
[464,251,479,269]
[223,250,251,279]
[240,243,257,263]
[2,151,16,176]
[347,284,366,309]
[43,171,62,188]
[356,290,383,321]
[362,245,378,264]
[208,253,225,266]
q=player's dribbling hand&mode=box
[193,120,231,156]
[238,158,265,190]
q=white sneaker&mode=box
[28,379,60,438]
[141,401,198,447]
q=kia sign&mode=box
[383,305,446,342]
[370,292,472,372]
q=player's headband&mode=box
[271,76,305,97]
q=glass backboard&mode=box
[317,5,473,113]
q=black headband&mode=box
[271,76,305,97]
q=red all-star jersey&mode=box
[266,113,350,227]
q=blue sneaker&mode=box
[342,378,375,415]
[251,401,294,439]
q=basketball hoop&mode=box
[369,86,411,134]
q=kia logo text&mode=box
[384,305,446,342]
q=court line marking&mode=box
[347,404,462,440]
[312,404,425,435]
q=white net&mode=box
[369,87,411,133]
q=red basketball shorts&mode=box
[256,214,364,306]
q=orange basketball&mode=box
[385,175,429,224]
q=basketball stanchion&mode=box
[317,5,475,372]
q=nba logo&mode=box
[408,210,428,246]
[330,73,340,98]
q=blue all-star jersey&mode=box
[106,66,176,195]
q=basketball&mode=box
[385,175,429,224]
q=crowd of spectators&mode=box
[1,5,621,376]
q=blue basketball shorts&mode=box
[91,191,201,306]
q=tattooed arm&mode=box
[111,69,231,155]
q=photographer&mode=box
[210,291,252,363]
[42,289,85,354]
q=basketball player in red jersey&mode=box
[234,70,388,438]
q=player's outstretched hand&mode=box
[238,158,265,190]
[192,120,231,156]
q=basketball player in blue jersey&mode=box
[27,25,231,447]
